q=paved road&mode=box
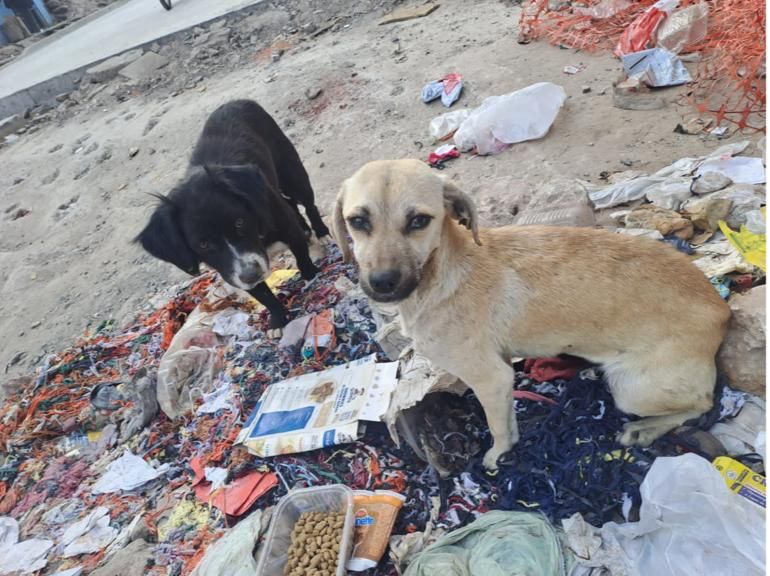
[0,0,264,100]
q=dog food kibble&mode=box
[284,510,345,576]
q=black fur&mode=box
[135,100,330,330]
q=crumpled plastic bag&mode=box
[61,507,118,558]
[622,48,691,87]
[692,239,756,277]
[91,449,169,494]
[404,510,574,576]
[655,2,709,54]
[615,0,679,56]
[565,454,765,576]
[383,348,468,449]
[589,140,752,209]
[156,306,224,419]
[429,109,472,140]
[193,509,268,576]
[454,82,566,155]
[719,219,767,272]
[0,516,54,574]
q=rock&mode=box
[620,158,633,167]
[85,48,144,83]
[0,114,25,139]
[581,85,591,94]
[624,205,694,240]
[681,196,732,233]
[718,286,765,398]
[692,171,733,195]
[119,52,169,83]
[305,87,323,100]
[129,147,139,158]
[192,32,211,46]
[613,77,666,110]
[12,176,23,185]
[700,184,765,228]
[514,178,596,227]
[48,143,63,153]
[83,142,99,155]
[41,169,60,185]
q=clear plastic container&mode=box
[257,485,355,576]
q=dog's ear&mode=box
[134,196,200,275]
[442,177,481,246]
[332,180,353,263]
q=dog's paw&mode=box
[618,421,657,447]
[319,235,332,246]
[308,242,326,263]
[482,448,501,472]
[267,327,284,339]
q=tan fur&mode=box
[333,159,731,470]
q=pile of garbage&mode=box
[0,227,764,575]
[0,139,766,574]
[519,0,765,129]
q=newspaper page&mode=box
[237,355,398,457]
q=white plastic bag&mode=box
[565,454,765,576]
[454,83,566,155]
[429,109,471,140]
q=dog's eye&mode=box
[407,215,432,231]
[235,218,244,229]
[348,216,370,232]
[199,241,209,250]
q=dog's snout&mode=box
[369,270,402,294]
[239,267,263,286]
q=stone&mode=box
[681,196,733,233]
[581,85,591,94]
[624,205,694,240]
[305,87,323,100]
[0,114,25,139]
[514,178,595,228]
[718,286,766,398]
[129,147,139,158]
[692,171,733,195]
[119,52,169,83]
[85,48,144,83]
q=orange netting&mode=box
[519,0,766,130]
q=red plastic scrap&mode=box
[190,456,278,517]
[523,357,588,383]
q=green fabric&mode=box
[404,511,574,576]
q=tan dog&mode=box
[332,159,731,471]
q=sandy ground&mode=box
[0,0,762,379]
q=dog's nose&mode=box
[239,268,263,286]
[369,270,401,294]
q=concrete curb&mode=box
[0,0,266,118]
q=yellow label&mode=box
[713,456,766,508]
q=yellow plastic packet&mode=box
[719,213,766,272]
[347,490,406,571]
[713,456,766,508]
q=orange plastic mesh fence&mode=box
[519,0,766,130]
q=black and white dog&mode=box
[136,100,330,333]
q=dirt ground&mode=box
[0,0,762,379]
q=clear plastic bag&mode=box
[453,82,566,155]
